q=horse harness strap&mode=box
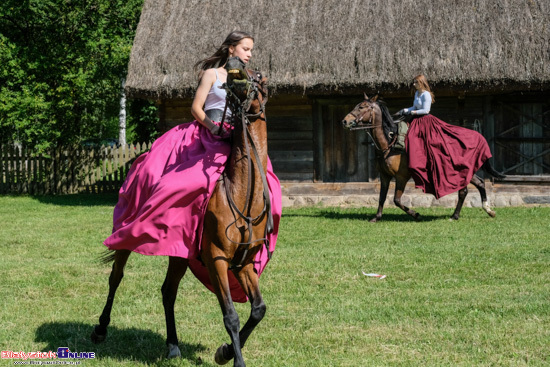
[223,116,272,270]
[350,104,400,159]
[349,104,375,130]
[349,105,383,150]
[221,74,273,270]
[380,135,398,159]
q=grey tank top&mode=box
[204,69,231,117]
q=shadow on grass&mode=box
[30,193,119,207]
[35,321,214,365]
[284,210,450,222]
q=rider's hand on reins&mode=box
[395,109,411,117]
[209,124,221,135]
[209,124,229,138]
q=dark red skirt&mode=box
[405,114,492,199]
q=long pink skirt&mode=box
[104,121,282,303]
[405,114,492,199]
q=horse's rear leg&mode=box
[371,172,391,223]
[470,174,496,218]
[204,257,246,367]
[215,263,266,365]
[451,186,468,221]
[162,256,189,359]
[91,249,131,344]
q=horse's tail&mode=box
[99,250,116,265]
[482,160,506,179]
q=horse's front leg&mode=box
[161,256,189,358]
[371,171,391,223]
[215,262,266,365]
[393,175,420,221]
[91,249,131,344]
[451,186,468,220]
[204,254,245,367]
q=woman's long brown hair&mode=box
[414,74,435,104]
[194,31,254,79]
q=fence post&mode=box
[24,147,31,195]
[0,145,4,194]
[0,145,5,194]
[14,146,21,193]
[40,152,47,195]
[51,148,57,195]
[37,152,43,195]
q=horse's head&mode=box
[341,93,378,130]
[224,57,268,117]
[225,56,250,99]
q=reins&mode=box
[220,72,273,269]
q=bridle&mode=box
[220,69,273,269]
[346,101,399,159]
[348,103,376,131]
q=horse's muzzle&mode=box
[342,119,356,129]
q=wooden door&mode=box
[314,99,373,182]
[492,99,550,175]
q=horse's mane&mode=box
[375,100,398,143]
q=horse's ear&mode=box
[363,92,369,100]
[372,94,379,102]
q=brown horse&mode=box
[91,58,273,367]
[341,94,503,222]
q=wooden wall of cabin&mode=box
[264,96,314,181]
[157,99,194,133]
[157,96,317,182]
[157,91,550,183]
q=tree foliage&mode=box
[0,0,155,152]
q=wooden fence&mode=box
[0,143,152,195]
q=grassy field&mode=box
[0,194,549,366]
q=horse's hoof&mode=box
[167,343,181,359]
[449,216,459,221]
[214,343,230,365]
[483,203,496,218]
[369,218,378,223]
[90,326,106,344]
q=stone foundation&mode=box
[281,181,550,208]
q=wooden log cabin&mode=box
[125,0,550,203]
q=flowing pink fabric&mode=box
[104,121,282,303]
[405,114,492,199]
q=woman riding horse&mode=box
[397,74,503,199]
[92,31,281,367]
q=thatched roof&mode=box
[126,0,550,98]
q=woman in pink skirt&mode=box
[104,31,282,303]
[398,74,492,199]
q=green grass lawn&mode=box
[0,195,548,366]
